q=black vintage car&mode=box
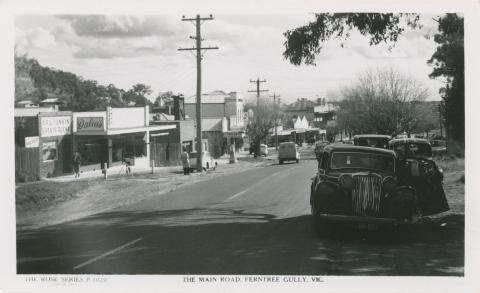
[388,138,448,214]
[310,144,449,235]
[353,134,391,149]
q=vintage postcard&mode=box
[0,0,479,292]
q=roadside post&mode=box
[229,143,237,164]
[101,162,108,180]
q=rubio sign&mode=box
[77,117,104,132]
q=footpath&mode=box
[16,151,275,230]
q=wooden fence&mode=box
[150,142,182,167]
[15,147,40,182]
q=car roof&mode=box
[389,138,430,145]
[353,134,391,139]
[279,142,296,145]
[323,144,396,156]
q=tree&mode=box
[336,67,429,137]
[245,101,276,157]
[427,14,464,144]
[155,91,174,106]
[132,83,152,96]
[283,13,421,66]
[123,83,153,106]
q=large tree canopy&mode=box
[283,13,420,66]
[427,14,464,143]
[336,67,430,137]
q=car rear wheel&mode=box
[279,159,283,165]
[296,159,299,163]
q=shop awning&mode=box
[74,124,176,136]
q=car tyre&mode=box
[279,159,283,165]
[296,159,299,163]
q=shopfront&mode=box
[73,106,175,172]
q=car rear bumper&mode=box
[318,213,413,224]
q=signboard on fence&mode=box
[40,116,71,137]
[25,136,39,148]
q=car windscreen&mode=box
[355,138,389,149]
[331,152,395,172]
[392,142,432,158]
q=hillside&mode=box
[14,55,151,111]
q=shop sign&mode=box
[77,117,104,132]
[40,116,71,137]
[25,136,39,148]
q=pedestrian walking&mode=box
[72,151,82,178]
[180,147,190,175]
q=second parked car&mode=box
[278,142,300,164]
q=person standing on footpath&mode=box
[180,147,190,175]
[72,151,82,178]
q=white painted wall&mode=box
[108,107,146,129]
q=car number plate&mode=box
[358,223,379,231]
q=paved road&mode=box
[17,151,464,275]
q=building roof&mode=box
[14,107,57,117]
[17,100,37,105]
[285,98,317,111]
[314,103,338,113]
[185,90,243,104]
[41,98,64,103]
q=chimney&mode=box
[173,95,185,120]
[317,98,321,105]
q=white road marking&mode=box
[216,165,304,205]
[73,237,143,270]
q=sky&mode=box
[15,14,446,103]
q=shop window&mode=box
[112,135,146,162]
[77,139,106,166]
[42,141,57,162]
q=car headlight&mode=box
[339,174,354,189]
[382,176,398,194]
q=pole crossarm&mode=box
[182,16,215,21]
[178,47,219,51]
[249,77,268,107]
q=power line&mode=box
[248,77,268,107]
[178,14,219,172]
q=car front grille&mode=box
[352,174,382,217]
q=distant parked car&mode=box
[278,142,300,164]
[353,134,391,149]
[189,141,216,172]
[260,144,269,156]
[310,144,449,236]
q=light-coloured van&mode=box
[278,142,300,164]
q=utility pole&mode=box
[179,14,218,172]
[248,78,268,108]
[270,93,280,150]
[438,103,443,138]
